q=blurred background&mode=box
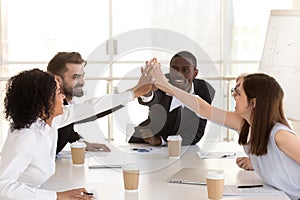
[0,0,298,151]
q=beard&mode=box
[63,83,84,98]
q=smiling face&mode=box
[169,56,198,92]
[61,63,85,102]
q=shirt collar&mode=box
[169,82,195,112]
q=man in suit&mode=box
[129,51,215,146]
[47,52,123,154]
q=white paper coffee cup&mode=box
[205,170,225,200]
[70,141,86,165]
[167,135,182,157]
[122,164,140,191]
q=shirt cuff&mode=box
[140,92,154,102]
[160,136,167,146]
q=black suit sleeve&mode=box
[127,118,150,143]
[56,124,81,154]
[187,115,208,145]
[74,105,124,124]
[56,103,124,154]
[129,90,173,144]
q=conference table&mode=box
[42,143,290,200]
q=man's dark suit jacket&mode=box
[128,78,215,146]
[56,100,123,154]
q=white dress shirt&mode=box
[169,83,195,112]
[140,83,195,111]
[0,91,133,200]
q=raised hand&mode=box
[131,62,155,97]
[148,58,173,95]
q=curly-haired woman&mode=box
[0,68,152,199]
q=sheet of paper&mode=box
[223,185,285,196]
[88,145,136,167]
[197,151,246,159]
[56,151,91,159]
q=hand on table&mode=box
[84,141,111,152]
[140,128,162,146]
[57,188,95,200]
[236,157,254,171]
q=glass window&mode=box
[0,0,294,149]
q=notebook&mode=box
[88,157,123,169]
[87,144,135,169]
[167,167,207,185]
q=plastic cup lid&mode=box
[70,141,87,148]
[205,170,225,179]
[167,135,182,141]
[122,163,139,171]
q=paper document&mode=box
[197,151,246,159]
[88,145,135,168]
[56,151,91,159]
[223,185,285,196]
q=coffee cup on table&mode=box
[205,170,225,200]
[167,135,182,158]
[70,141,87,166]
[122,164,140,191]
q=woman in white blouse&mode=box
[0,68,152,199]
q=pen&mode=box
[81,192,94,196]
[131,148,152,152]
[180,181,206,185]
[237,184,263,188]
[84,192,94,196]
[221,153,236,158]
[168,179,206,185]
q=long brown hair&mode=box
[238,73,290,155]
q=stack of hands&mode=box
[133,58,170,98]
